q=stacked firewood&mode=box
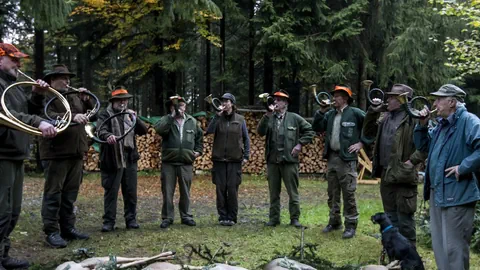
[84,111,328,173]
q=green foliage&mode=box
[433,0,480,78]
[20,0,72,29]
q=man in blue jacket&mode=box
[415,84,480,270]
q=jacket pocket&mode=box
[389,161,418,185]
[398,189,418,214]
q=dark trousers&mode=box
[267,163,300,223]
[326,152,359,229]
[101,158,138,226]
[161,163,193,222]
[380,169,418,243]
[41,158,83,235]
[212,161,242,222]
[0,160,23,257]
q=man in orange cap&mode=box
[312,84,369,239]
[0,43,57,269]
[257,90,314,228]
[96,86,148,233]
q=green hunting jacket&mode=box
[363,107,427,185]
[154,113,203,164]
[312,106,371,161]
[257,112,314,164]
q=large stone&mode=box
[55,261,89,270]
[209,264,249,270]
[361,265,388,270]
[143,262,183,270]
[264,258,316,270]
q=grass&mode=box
[10,173,480,269]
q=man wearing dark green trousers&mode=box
[257,90,314,228]
[0,43,57,269]
[154,96,203,229]
[39,64,93,248]
[312,84,369,239]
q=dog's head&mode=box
[371,212,392,227]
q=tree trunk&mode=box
[263,52,273,94]
[152,38,164,116]
[220,7,226,94]
[34,28,44,79]
[248,0,255,105]
[198,36,206,111]
[206,22,212,111]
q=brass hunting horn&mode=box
[204,94,222,112]
[0,70,72,135]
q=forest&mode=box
[1,0,479,118]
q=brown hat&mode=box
[43,64,76,83]
[0,43,29,58]
[109,87,133,101]
[385,84,413,99]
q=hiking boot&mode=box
[264,220,280,227]
[290,219,302,228]
[2,257,29,269]
[322,224,343,233]
[61,228,89,240]
[181,219,196,226]
[160,220,172,229]
[342,228,356,239]
[46,232,67,248]
[101,224,114,232]
[126,221,140,229]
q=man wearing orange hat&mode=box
[96,86,148,233]
[312,84,369,239]
[0,43,57,269]
[257,90,314,228]
[363,84,427,246]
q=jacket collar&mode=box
[0,70,17,83]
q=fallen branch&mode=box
[118,251,175,269]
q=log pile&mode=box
[84,112,328,174]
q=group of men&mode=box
[1,41,480,270]
[0,43,149,269]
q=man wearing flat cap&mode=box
[0,43,56,269]
[312,84,370,239]
[96,86,147,233]
[415,84,480,270]
[39,64,94,248]
[257,90,314,228]
[363,84,427,246]
[206,93,250,226]
[154,95,203,229]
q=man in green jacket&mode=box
[0,43,57,269]
[39,64,92,248]
[257,90,314,228]
[363,84,427,246]
[154,96,203,229]
[312,85,369,239]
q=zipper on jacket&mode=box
[223,119,230,161]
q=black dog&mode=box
[371,212,424,270]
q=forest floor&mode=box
[11,172,479,269]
